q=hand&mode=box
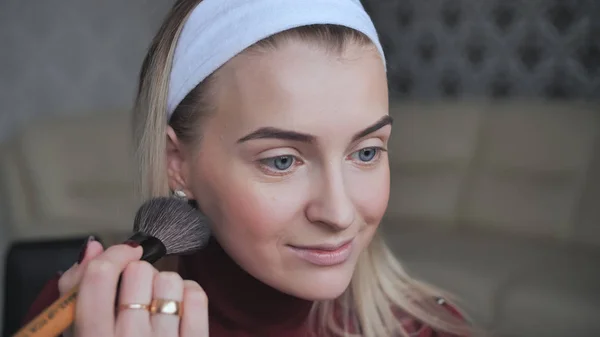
[58,240,209,337]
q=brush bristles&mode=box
[133,197,211,255]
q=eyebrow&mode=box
[236,115,393,144]
[351,115,393,142]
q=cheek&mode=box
[197,167,308,245]
[348,165,390,225]
[222,181,297,238]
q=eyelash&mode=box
[348,146,387,167]
[258,146,387,176]
[258,155,303,176]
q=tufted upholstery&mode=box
[362,0,600,100]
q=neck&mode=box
[179,237,314,335]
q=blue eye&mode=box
[356,147,378,162]
[264,155,295,171]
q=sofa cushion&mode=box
[388,101,483,166]
[9,113,136,238]
[461,170,582,238]
[381,222,600,335]
[461,101,600,241]
[387,167,467,226]
[479,101,599,172]
[497,246,600,337]
[386,100,484,227]
[386,100,600,248]
[380,224,539,327]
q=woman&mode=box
[24,0,473,336]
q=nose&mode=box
[305,167,355,231]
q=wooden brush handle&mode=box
[12,286,79,337]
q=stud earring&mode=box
[173,189,187,201]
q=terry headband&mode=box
[167,0,386,118]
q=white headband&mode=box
[166,0,386,118]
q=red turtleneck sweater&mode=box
[22,238,464,336]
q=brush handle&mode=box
[12,286,79,337]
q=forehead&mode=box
[211,39,388,135]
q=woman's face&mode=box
[168,38,390,300]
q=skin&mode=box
[58,242,208,337]
[168,39,391,300]
[57,38,389,336]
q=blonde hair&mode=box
[133,1,473,336]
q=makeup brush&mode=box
[130,196,212,263]
[12,197,212,337]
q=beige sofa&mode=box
[381,100,600,337]
[1,100,599,337]
[0,113,137,240]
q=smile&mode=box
[287,239,354,266]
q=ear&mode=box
[166,126,196,199]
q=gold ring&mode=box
[150,299,182,317]
[118,303,150,311]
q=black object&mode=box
[127,232,166,264]
[2,235,101,337]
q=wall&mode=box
[0,0,175,143]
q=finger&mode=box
[150,272,184,337]
[181,281,209,337]
[59,240,104,337]
[81,240,104,262]
[58,240,104,294]
[115,261,156,337]
[75,244,143,337]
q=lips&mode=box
[289,239,353,252]
[287,239,354,266]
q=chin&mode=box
[285,265,355,301]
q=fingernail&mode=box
[123,240,140,248]
[77,236,96,264]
